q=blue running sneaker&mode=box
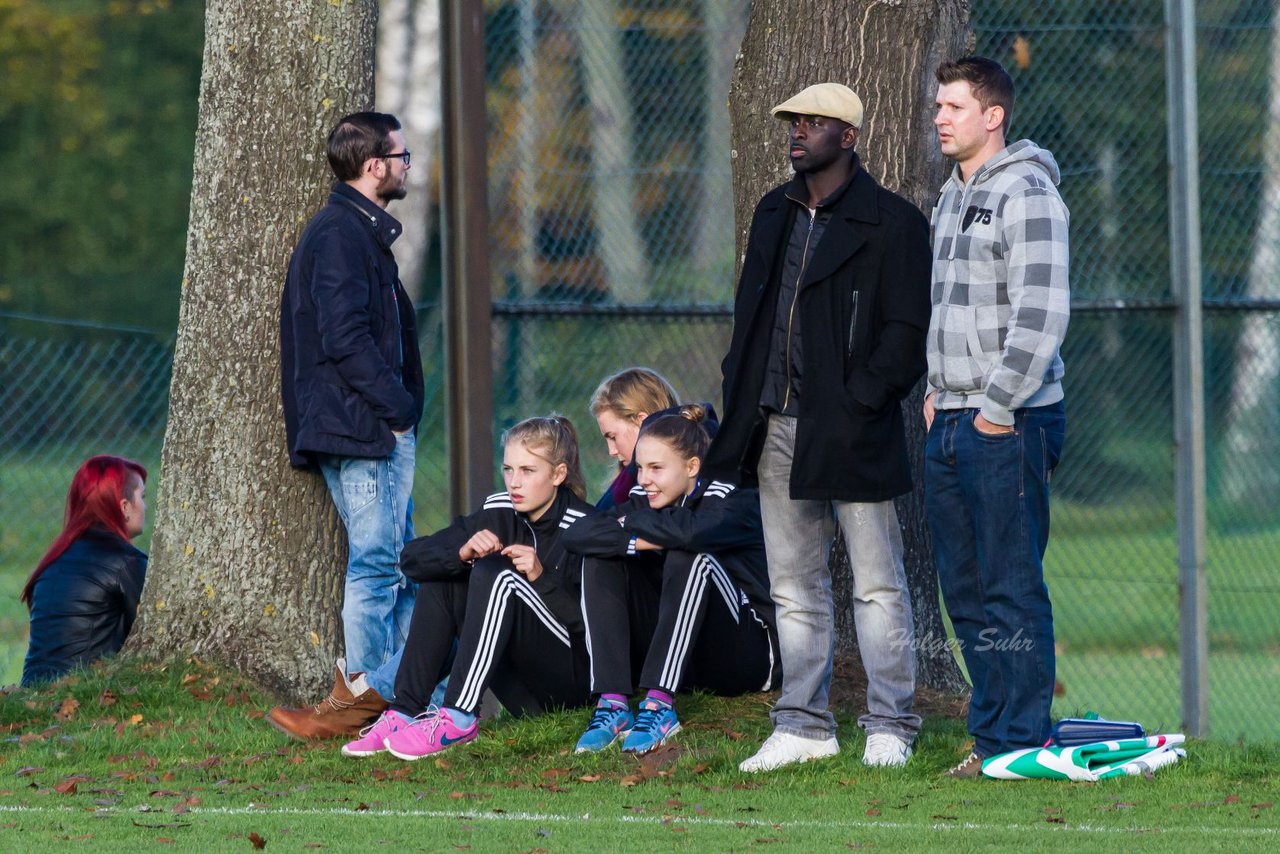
[621,698,681,755]
[574,701,634,753]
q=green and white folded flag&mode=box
[982,734,1186,781]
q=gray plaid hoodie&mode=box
[927,139,1070,425]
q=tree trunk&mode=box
[729,0,969,693]
[694,0,747,279]
[1222,0,1280,511]
[578,0,650,303]
[376,0,442,301]
[128,0,379,701]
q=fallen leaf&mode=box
[578,774,602,783]
[249,831,267,849]
[371,767,411,781]
[1225,795,1241,805]
[98,690,118,707]
[354,803,369,812]
[54,698,80,721]
[620,775,642,787]
[1046,816,1066,824]
[53,780,78,795]
[865,808,880,817]
[130,714,145,725]
[181,673,200,686]
[15,767,44,777]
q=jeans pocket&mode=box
[968,414,1017,441]
[340,460,380,514]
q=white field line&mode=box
[0,804,1277,836]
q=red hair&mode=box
[20,455,147,608]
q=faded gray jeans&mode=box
[757,414,921,742]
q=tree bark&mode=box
[376,0,442,301]
[729,0,970,693]
[128,0,379,701]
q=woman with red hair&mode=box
[21,455,149,686]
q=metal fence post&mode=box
[441,0,494,516]
[1165,0,1208,736]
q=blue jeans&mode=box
[925,403,1065,757]
[757,415,921,742]
[318,431,417,700]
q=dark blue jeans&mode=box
[925,402,1065,757]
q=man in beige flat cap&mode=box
[705,83,930,772]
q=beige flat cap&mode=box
[770,82,864,128]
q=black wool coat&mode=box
[705,159,932,502]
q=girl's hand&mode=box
[634,537,662,551]
[501,544,544,582]
[460,529,502,562]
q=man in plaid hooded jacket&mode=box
[923,56,1070,778]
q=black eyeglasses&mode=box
[379,150,411,166]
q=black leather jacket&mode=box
[22,528,147,686]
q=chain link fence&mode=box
[3,0,1277,738]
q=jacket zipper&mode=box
[522,518,537,555]
[846,290,859,358]
[782,210,817,412]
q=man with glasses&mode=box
[274,112,424,739]
[706,83,930,772]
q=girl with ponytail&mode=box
[564,404,780,755]
[335,415,616,760]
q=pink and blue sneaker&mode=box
[341,710,409,757]
[574,699,635,753]
[621,697,681,755]
[383,706,478,761]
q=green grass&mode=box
[0,659,1276,851]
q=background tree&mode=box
[376,0,442,301]
[729,0,970,692]
[127,0,380,700]
[0,0,202,332]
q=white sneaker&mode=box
[738,731,839,773]
[862,732,912,767]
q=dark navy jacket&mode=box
[280,182,425,467]
[23,528,147,686]
[562,478,777,640]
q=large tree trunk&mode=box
[376,0,442,301]
[729,0,969,693]
[128,0,379,701]
[1222,0,1280,510]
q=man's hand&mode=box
[923,391,936,431]
[974,413,1015,436]
[501,544,544,582]
[459,529,502,562]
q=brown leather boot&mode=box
[268,660,389,740]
